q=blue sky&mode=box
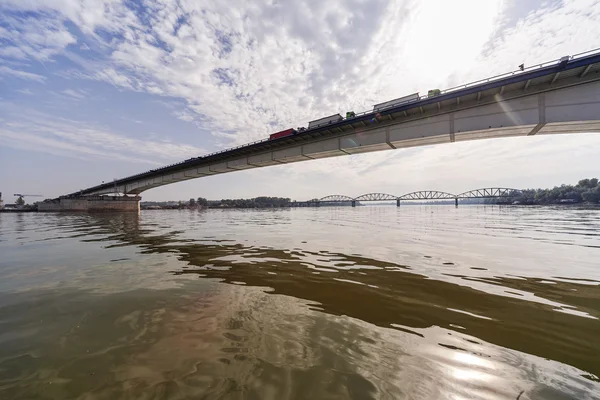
[1,0,600,202]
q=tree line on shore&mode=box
[206,196,291,208]
[507,178,600,205]
[141,197,292,209]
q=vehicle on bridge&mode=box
[268,114,345,141]
[373,93,420,112]
[266,52,572,141]
[308,113,343,129]
[269,128,296,140]
[266,88,452,141]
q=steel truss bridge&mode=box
[294,188,521,207]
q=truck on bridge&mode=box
[267,91,436,141]
[268,114,344,141]
[373,93,420,112]
[269,128,296,140]
[308,113,343,129]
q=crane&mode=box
[14,194,43,204]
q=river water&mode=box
[0,206,599,400]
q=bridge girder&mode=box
[354,193,398,201]
[320,195,354,202]
[399,191,456,201]
[456,188,521,199]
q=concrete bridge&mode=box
[44,49,600,211]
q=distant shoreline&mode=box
[2,203,599,213]
[138,203,600,210]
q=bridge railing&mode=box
[426,47,600,99]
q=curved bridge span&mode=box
[456,187,518,199]
[399,191,457,201]
[65,49,600,199]
[355,193,398,202]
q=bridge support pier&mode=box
[455,198,458,207]
[396,199,400,207]
[351,200,356,207]
[38,196,141,212]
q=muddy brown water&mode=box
[0,206,599,399]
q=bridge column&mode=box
[455,198,458,207]
[351,200,356,207]
[396,199,400,207]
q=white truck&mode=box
[373,93,420,112]
[308,114,343,129]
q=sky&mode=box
[0,0,599,202]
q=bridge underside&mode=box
[83,69,600,197]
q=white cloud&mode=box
[0,46,28,60]
[0,128,154,164]
[0,0,508,147]
[0,104,205,164]
[173,109,196,122]
[3,0,596,147]
[0,0,140,37]
[120,116,143,124]
[0,66,46,82]
[61,88,87,100]
[16,88,34,95]
[0,13,77,62]
[453,0,600,84]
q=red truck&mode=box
[269,128,296,140]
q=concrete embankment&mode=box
[38,196,140,212]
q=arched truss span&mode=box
[399,191,456,200]
[354,193,398,201]
[457,188,521,199]
[320,195,354,202]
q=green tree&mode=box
[189,198,196,207]
[582,186,600,203]
[15,196,25,206]
[578,179,592,189]
[577,178,599,189]
[197,197,208,206]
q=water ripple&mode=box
[0,206,599,399]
